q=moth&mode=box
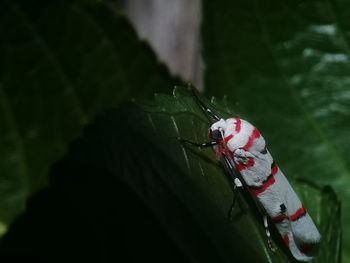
[180,89,321,262]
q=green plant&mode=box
[0,0,346,262]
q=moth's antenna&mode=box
[190,85,220,121]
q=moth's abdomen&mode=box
[250,165,321,261]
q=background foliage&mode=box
[0,0,176,225]
[202,0,350,261]
[0,0,347,262]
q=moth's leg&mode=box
[221,153,245,220]
[179,139,219,148]
[263,215,276,252]
[228,185,240,221]
[190,86,220,121]
[222,154,243,188]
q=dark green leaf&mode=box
[0,0,177,229]
[0,87,340,262]
[202,0,346,261]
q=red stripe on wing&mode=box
[271,205,306,222]
[243,127,260,151]
[250,162,278,196]
[232,117,241,133]
[289,205,306,221]
[271,214,288,222]
[219,118,240,146]
[250,173,276,196]
[271,162,278,175]
[283,233,290,249]
[235,157,255,171]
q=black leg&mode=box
[221,154,242,188]
[220,153,245,220]
[179,138,219,148]
[190,86,220,121]
[228,185,239,221]
[222,153,234,171]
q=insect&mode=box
[180,89,321,262]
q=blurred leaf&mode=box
[202,0,347,261]
[293,180,341,263]
[0,0,177,227]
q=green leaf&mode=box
[141,87,340,262]
[202,0,346,261]
[0,0,177,227]
[0,87,340,262]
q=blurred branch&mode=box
[125,0,203,89]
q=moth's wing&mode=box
[258,168,321,261]
[281,214,321,261]
[224,149,320,261]
[233,149,272,188]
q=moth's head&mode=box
[209,119,227,141]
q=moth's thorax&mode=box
[210,117,265,153]
[210,118,227,132]
[210,118,241,138]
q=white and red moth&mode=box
[181,90,321,262]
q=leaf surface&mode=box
[0,87,340,262]
[0,0,177,228]
[202,0,347,261]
